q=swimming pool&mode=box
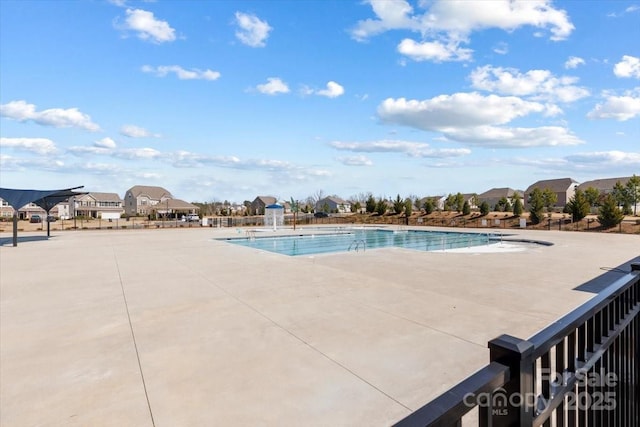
[221,229,496,256]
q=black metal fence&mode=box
[394,263,640,427]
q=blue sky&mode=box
[1,0,639,203]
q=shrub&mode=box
[598,194,624,228]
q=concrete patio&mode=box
[1,227,638,426]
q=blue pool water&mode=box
[221,229,496,256]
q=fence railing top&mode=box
[392,362,510,427]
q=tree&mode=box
[495,197,511,212]
[462,200,471,215]
[423,198,435,215]
[365,195,376,213]
[444,194,456,211]
[352,201,361,213]
[598,194,624,228]
[625,174,640,216]
[455,193,464,213]
[566,188,590,222]
[393,194,404,214]
[479,201,490,216]
[611,180,632,215]
[542,188,557,212]
[584,187,600,212]
[404,198,413,217]
[375,199,387,216]
[528,188,546,225]
[513,198,523,217]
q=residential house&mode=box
[577,176,635,195]
[17,202,46,220]
[69,192,124,219]
[124,185,173,216]
[578,176,640,213]
[0,198,13,219]
[0,198,70,220]
[461,193,479,210]
[524,178,578,210]
[151,199,200,219]
[315,196,351,213]
[478,188,523,210]
[250,196,277,215]
[418,195,447,211]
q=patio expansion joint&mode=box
[187,267,414,413]
[112,247,156,427]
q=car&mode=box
[47,215,57,222]
[30,214,42,223]
[183,214,200,222]
[314,212,329,218]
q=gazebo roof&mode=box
[265,203,283,209]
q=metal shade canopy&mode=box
[0,186,86,246]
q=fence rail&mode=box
[393,263,640,427]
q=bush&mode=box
[598,194,624,228]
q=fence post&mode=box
[482,334,535,427]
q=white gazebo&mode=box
[264,203,284,231]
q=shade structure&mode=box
[0,186,86,246]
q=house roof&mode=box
[151,199,199,210]
[319,196,348,204]
[127,185,173,200]
[525,178,578,193]
[253,196,277,205]
[77,192,122,202]
[577,177,632,192]
[478,187,522,199]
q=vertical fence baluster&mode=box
[567,330,576,427]
[555,339,565,427]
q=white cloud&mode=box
[141,65,220,80]
[94,137,117,149]
[0,154,65,172]
[376,93,584,148]
[336,155,374,166]
[397,38,473,62]
[121,8,176,43]
[443,125,583,147]
[235,12,272,47]
[256,77,290,95]
[329,140,471,158]
[469,65,589,103]
[0,100,100,131]
[316,81,345,98]
[493,42,509,55]
[587,89,640,121]
[351,0,574,49]
[113,147,162,160]
[350,0,419,41]
[68,145,113,156]
[614,55,640,78]
[0,137,57,155]
[377,93,545,130]
[120,124,160,138]
[565,151,640,166]
[564,56,585,69]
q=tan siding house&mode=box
[524,178,578,209]
[69,192,124,219]
[124,185,173,216]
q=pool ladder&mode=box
[245,229,256,241]
[348,239,366,252]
